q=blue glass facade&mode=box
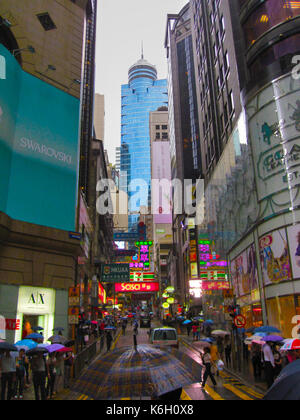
[120,58,168,230]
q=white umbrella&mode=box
[244,335,265,345]
[211,330,230,337]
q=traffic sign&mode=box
[234,314,246,329]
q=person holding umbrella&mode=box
[14,348,28,400]
[0,346,17,400]
[106,331,113,352]
[46,351,57,399]
[201,346,217,388]
[28,348,49,400]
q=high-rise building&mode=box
[0,0,93,342]
[165,3,202,307]
[190,0,246,180]
[120,55,168,231]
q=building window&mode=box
[229,91,234,115]
[156,125,160,130]
[162,125,168,130]
[156,132,160,139]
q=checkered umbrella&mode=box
[72,344,202,400]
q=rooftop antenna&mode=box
[141,41,144,59]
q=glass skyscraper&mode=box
[120,56,168,230]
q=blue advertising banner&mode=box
[0,45,80,231]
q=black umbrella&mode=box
[263,360,300,400]
[0,342,18,352]
[26,347,49,356]
[32,326,44,332]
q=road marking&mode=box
[223,384,253,400]
[237,385,264,399]
[121,397,131,400]
[180,389,192,400]
[204,385,225,400]
[111,329,122,351]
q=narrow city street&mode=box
[56,323,265,401]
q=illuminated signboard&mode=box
[200,270,227,281]
[115,282,159,293]
[130,241,153,271]
[130,272,155,282]
[201,281,230,290]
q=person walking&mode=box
[210,341,220,376]
[192,324,198,341]
[64,351,74,389]
[186,324,192,337]
[14,349,27,400]
[106,331,113,352]
[262,341,275,388]
[251,343,262,380]
[197,324,201,341]
[0,350,16,400]
[273,344,282,380]
[46,352,57,400]
[30,352,48,401]
[224,338,232,367]
[122,319,127,336]
[54,351,64,394]
[133,329,138,351]
[201,347,217,388]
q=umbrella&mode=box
[15,339,38,350]
[55,347,73,353]
[0,342,18,352]
[48,335,68,344]
[211,330,230,337]
[252,339,266,346]
[244,335,265,345]
[25,333,44,341]
[245,327,256,333]
[71,344,202,400]
[264,335,284,343]
[32,326,44,332]
[264,360,300,400]
[26,347,49,356]
[53,327,65,331]
[182,320,192,325]
[254,326,281,334]
[203,320,214,325]
[280,339,300,351]
[200,338,215,343]
[46,344,65,353]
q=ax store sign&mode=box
[17,286,55,315]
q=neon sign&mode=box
[115,282,159,293]
[130,241,153,270]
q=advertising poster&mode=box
[0,45,80,231]
[259,229,291,286]
[287,224,300,279]
[230,259,241,298]
[232,251,250,297]
[247,243,259,291]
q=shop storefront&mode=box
[16,286,56,343]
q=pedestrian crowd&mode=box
[0,347,74,400]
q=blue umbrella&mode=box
[15,339,38,350]
[182,320,192,325]
[203,320,214,325]
[25,333,44,341]
[255,326,281,334]
[201,338,215,343]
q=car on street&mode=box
[149,327,179,348]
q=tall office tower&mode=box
[165,3,202,306]
[165,3,202,185]
[190,0,246,180]
[120,55,168,231]
[115,147,121,171]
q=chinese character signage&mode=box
[101,264,130,283]
[115,282,159,293]
[130,241,153,271]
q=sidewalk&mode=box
[179,332,268,395]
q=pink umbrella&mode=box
[252,339,266,345]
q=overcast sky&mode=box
[95,0,188,164]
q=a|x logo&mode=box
[0,54,6,79]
